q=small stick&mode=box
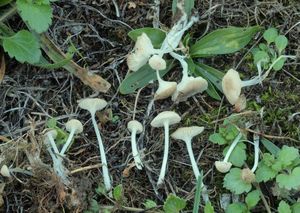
[70,163,102,174]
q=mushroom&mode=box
[0,165,11,177]
[151,111,181,185]
[170,52,208,102]
[78,98,111,191]
[0,165,32,177]
[127,120,144,170]
[60,119,83,156]
[149,55,167,71]
[251,132,260,173]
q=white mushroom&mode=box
[127,120,144,170]
[148,55,167,71]
[0,165,11,177]
[151,111,181,185]
[78,98,111,191]
[154,69,177,100]
[60,119,83,156]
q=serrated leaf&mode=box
[190,26,261,57]
[263,28,278,44]
[204,202,215,213]
[128,27,166,49]
[223,142,247,167]
[277,145,299,168]
[292,202,300,213]
[276,167,300,190]
[209,133,227,145]
[225,203,247,213]
[16,0,52,33]
[245,190,260,209]
[2,30,41,64]
[119,60,174,94]
[163,194,186,213]
[275,35,288,53]
[143,199,157,209]
[113,184,123,202]
[224,168,252,194]
[255,162,277,182]
[272,57,285,71]
[278,201,291,213]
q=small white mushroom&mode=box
[0,165,11,177]
[148,55,167,71]
[151,111,181,185]
[127,120,144,170]
[78,98,111,191]
[60,119,83,156]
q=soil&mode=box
[0,0,299,212]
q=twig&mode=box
[70,163,102,174]
[243,128,299,142]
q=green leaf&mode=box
[163,194,186,213]
[119,60,174,94]
[245,190,260,209]
[88,199,100,213]
[276,167,300,190]
[113,184,123,202]
[272,57,286,71]
[95,184,106,195]
[275,35,288,53]
[225,203,247,213]
[16,0,53,33]
[128,27,166,49]
[277,145,299,168]
[46,118,57,128]
[278,201,291,213]
[209,133,227,145]
[2,30,41,64]
[223,168,252,194]
[263,28,278,44]
[292,202,300,213]
[143,199,157,209]
[253,50,270,65]
[223,142,247,167]
[206,81,222,100]
[204,202,215,213]
[193,175,202,213]
[255,162,277,182]
[261,138,280,155]
[190,26,261,57]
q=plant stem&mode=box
[91,114,111,191]
[131,129,143,170]
[157,122,169,185]
[60,128,75,155]
[223,132,243,162]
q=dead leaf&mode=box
[0,52,5,83]
[122,162,136,177]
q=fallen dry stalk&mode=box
[70,163,102,174]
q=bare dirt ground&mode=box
[0,0,299,212]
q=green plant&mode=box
[46,118,68,145]
[163,194,186,213]
[225,190,261,213]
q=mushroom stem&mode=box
[91,114,111,191]
[251,133,260,173]
[47,134,60,156]
[157,122,170,185]
[223,132,243,163]
[170,52,188,78]
[131,129,143,170]
[155,69,164,84]
[185,139,201,179]
[60,128,76,156]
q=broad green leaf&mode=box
[113,184,123,202]
[128,27,166,49]
[163,194,186,213]
[277,145,299,168]
[223,142,247,167]
[225,203,247,213]
[272,57,285,71]
[16,0,53,33]
[172,0,195,17]
[2,30,41,64]
[275,35,288,53]
[258,43,268,51]
[119,60,174,94]
[255,162,277,182]
[276,167,300,190]
[245,190,260,209]
[261,138,280,155]
[292,202,300,213]
[193,175,202,213]
[223,168,252,194]
[263,28,278,44]
[143,199,157,209]
[209,133,227,145]
[190,26,261,57]
[204,202,215,213]
[278,201,291,213]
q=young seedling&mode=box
[127,120,144,170]
[60,119,83,156]
[151,111,181,185]
[78,98,111,191]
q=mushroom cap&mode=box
[151,111,181,127]
[127,120,143,134]
[215,161,232,173]
[45,129,58,139]
[171,126,204,141]
[172,76,208,102]
[65,119,83,134]
[127,52,149,72]
[234,94,247,112]
[222,69,242,105]
[0,165,11,177]
[134,33,154,57]
[148,55,167,71]
[78,98,107,115]
[241,168,256,183]
[154,81,177,100]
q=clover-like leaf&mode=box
[277,146,299,168]
[255,162,277,183]
[209,133,227,145]
[163,194,186,213]
[275,35,288,53]
[2,30,41,64]
[263,28,278,44]
[223,142,247,167]
[16,0,53,33]
[245,190,261,209]
[224,168,252,194]
[278,200,291,213]
[253,50,270,65]
[276,167,300,190]
[225,203,247,213]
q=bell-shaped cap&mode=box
[78,98,107,115]
[154,80,177,100]
[127,52,149,72]
[171,126,204,142]
[149,55,167,71]
[222,69,242,105]
[66,119,83,134]
[45,129,58,139]
[215,161,232,173]
[172,76,208,102]
[127,120,143,134]
[241,168,256,183]
[134,33,154,57]
[151,111,181,128]
[0,165,11,177]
